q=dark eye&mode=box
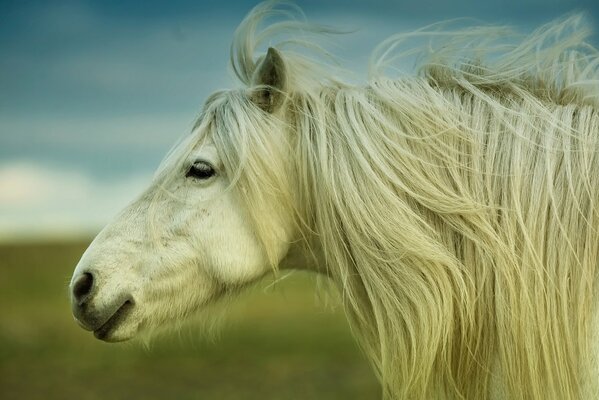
[186,161,216,180]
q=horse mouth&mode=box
[93,299,134,341]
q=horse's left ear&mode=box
[251,47,287,113]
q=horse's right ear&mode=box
[251,47,287,113]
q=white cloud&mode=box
[0,161,152,241]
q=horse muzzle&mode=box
[70,271,137,342]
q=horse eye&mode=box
[186,161,216,180]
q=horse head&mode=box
[69,47,297,342]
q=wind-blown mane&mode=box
[190,4,599,399]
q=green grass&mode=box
[0,240,379,399]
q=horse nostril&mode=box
[73,272,94,305]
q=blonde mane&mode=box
[187,3,599,399]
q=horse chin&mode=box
[94,330,133,342]
[92,300,139,342]
[94,321,139,342]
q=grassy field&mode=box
[0,240,379,399]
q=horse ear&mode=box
[251,47,287,113]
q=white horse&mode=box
[70,3,599,399]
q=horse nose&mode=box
[72,272,94,305]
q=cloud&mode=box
[0,161,152,240]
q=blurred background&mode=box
[1,0,598,399]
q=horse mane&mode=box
[189,3,599,398]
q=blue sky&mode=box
[1,0,598,239]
